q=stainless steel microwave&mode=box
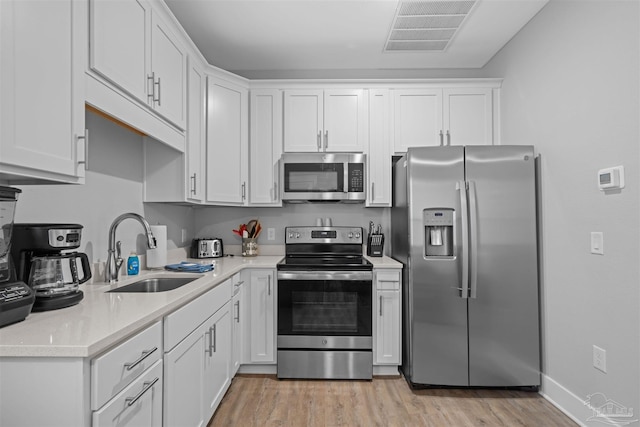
[280,153,366,203]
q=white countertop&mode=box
[0,254,402,359]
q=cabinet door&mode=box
[443,88,493,146]
[187,60,206,203]
[249,270,275,363]
[93,360,163,427]
[249,89,283,205]
[1,0,86,181]
[206,77,248,205]
[163,321,206,427]
[150,10,186,129]
[392,89,442,153]
[89,0,150,104]
[375,290,401,365]
[323,89,367,152]
[283,90,323,152]
[367,89,391,206]
[231,274,244,374]
[203,302,232,422]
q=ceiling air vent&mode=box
[384,0,476,52]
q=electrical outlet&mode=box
[267,228,276,241]
[593,345,607,373]
[181,228,187,244]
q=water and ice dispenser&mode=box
[424,209,454,257]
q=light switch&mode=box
[591,232,604,255]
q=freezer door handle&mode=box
[457,180,469,299]
[468,180,479,299]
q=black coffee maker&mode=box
[11,223,91,311]
[0,186,35,327]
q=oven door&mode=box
[277,270,372,349]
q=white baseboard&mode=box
[540,374,589,427]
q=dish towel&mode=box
[165,262,214,273]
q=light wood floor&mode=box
[207,375,577,427]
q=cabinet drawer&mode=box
[91,321,162,410]
[376,270,401,290]
[92,359,163,426]
[164,278,232,352]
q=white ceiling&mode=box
[164,0,549,79]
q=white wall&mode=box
[479,0,639,424]
[13,112,195,265]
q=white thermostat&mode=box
[598,166,624,191]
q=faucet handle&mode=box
[116,241,122,260]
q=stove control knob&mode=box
[355,232,361,239]
[288,232,294,239]
[296,232,301,238]
[348,232,354,238]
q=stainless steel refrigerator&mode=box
[391,146,540,387]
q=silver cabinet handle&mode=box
[125,377,159,407]
[77,129,89,170]
[124,347,158,371]
[439,130,444,146]
[317,131,322,151]
[211,325,217,353]
[371,182,375,201]
[468,181,478,299]
[191,173,197,195]
[241,182,246,200]
[267,275,271,296]
[324,130,328,150]
[234,300,240,322]
[446,130,451,146]
[155,77,161,106]
[234,280,244,288]
[147,72,155,101]
[457,180,470,299]
[206,327,214,356]
[379,295,383,316]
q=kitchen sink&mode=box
[108,276,200,293]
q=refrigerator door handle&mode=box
[457,180,469,299]
[468,181,479,299]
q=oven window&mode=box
[284,163,344,192]
[278,279,372,336]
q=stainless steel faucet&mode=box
[105,213,157,283]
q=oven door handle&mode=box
[277,271,373,281]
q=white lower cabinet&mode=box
[248,269,276,363]
[374,269,402,366]
[93,359,164,427]
[231,273,245,374]
[163,279,232,426]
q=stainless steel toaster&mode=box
[191,238,224,258]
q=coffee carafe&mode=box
[10,223,90,311]
[28,253,91,296]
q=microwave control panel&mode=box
[347,163,364,192]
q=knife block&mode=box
[366,233,384,257]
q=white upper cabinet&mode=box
[89,0,186,130]
[392,89,443,152]
[186,59,206,203]
[392,86,495,153]
[206,76,249,205]
[150,11,187,129]
[442,88,493,146]
[249,89,283,206]
[367,89,392,207]
[283,89,367,153]
[0,0,86,184]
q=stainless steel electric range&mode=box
[276,226,373,380]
